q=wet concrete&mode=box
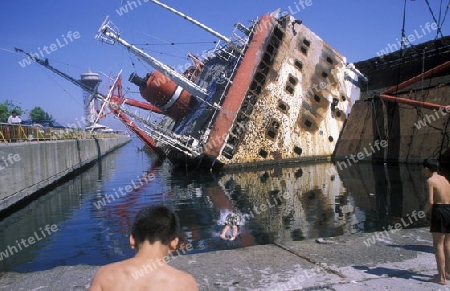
[0,227,445,291]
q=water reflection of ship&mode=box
[76,158,429,256]
[0,152,432,272]
[167,173,256,251]
[219,163,353,242]
[218,162,429,243]
[84,156,430,255]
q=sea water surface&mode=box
[0,138,430,273]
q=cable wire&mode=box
[424,0,445,38]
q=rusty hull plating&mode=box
[204,14,362,168]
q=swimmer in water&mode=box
[220,213,241,241]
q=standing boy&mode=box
[423,158,450,285]
[89,205,198,291]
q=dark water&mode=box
[0,138,430,273]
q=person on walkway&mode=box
[423,158,450,285]
[89,205,198,291]
[7,110,21,124]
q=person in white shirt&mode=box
[7,110,21,124]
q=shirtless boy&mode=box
[423,158,450,285]
[89,205,198,291]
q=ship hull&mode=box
[165,13,363,171]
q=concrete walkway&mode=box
[0,227,448,291]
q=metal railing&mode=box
[0,123,122,143]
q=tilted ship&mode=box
[94,0,365,172]
[15,1,365,172]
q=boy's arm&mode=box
[187,274,199,291]
[424,179,434,215]
[89,267,105,291]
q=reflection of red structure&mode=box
[205,185,255,248]
[98,165,255,251]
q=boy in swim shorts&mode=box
[423,158,450,285]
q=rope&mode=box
[441,0,450,28]
[133,41,216,46]
[35,65,83,108]
[384,0,409,142]
[424,0,445,38]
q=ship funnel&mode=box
[95,16,211,103]
[129,72,147,88]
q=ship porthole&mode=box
[278,100,289,113]
[328,136,334,142]
[294,60,303,71]
[288,75,298,86]
[294,146,302,155]
[285,85,294,95]
[259,149,268,158]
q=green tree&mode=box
[0,100,24,122]
[29,107,53,121]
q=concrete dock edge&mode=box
[0,227,440,291]
[0,136,131,213]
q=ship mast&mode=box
[95,16,211,104]
[147,0,238,50]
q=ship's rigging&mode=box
[361,0,450,162]
[13,0,256,168]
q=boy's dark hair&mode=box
[11,110,17,114]
[131,205,180,246]
[423,158,439,172]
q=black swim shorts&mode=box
[430,204,450,233]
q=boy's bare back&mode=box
[89,205,198,291]
[89,257,198,291]
[427,174,450,204]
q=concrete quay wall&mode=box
[0,136,130,212]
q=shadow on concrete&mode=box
[386,244,434,254]
[353,265,433,283]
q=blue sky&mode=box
[0,0,448,128]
